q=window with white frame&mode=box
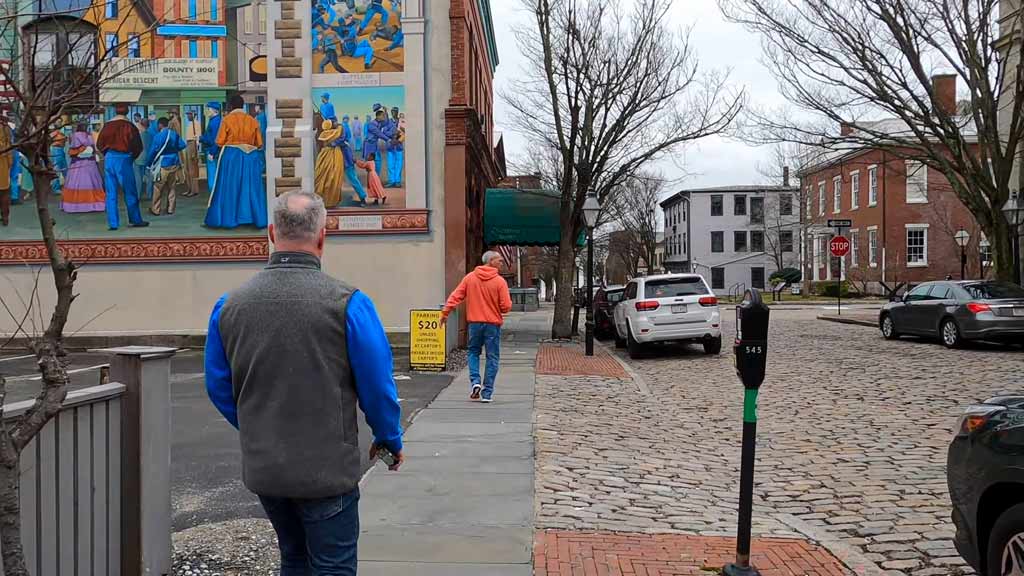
[833,176,841,213]
[906,161,928,203]
[850,230,859,266]
[868,165,878,206]
[868,228,878,266]
[850,171,860,210]
[906,225,929,266]
[818,182,825,216]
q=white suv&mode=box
[612,274,722,358]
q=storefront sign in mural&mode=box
[102,58,220,89]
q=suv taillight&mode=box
[955,404,1005,437]
[699,296,718,306]
[635,301,660,312]
[966,302,991,314]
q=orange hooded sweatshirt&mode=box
[443,266,513,325]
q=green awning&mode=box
[484,188,584,247]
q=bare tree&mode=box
[505,0,743,338]
[0,3,164,572]
[720,0,1024,281]
[604,172,664,279]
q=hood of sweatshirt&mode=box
[473,265,501,281]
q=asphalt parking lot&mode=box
[0,348,451,530]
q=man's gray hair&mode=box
[273,191,327,242]
[482,250,502,264]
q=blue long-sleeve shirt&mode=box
[204,290,404,455]
[200,114,222,158]
[147,128,187,168]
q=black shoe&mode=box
[130,221,150,228]
[108,226,118,231]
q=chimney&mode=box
[933,74,957,116]
[783,166,790,187]
[840,123,853,136]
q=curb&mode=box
[817,314,877,328]
[594,339,650,395]
[775,513,885,576]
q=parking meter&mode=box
[734,289,770,391]
[724,288,770,576]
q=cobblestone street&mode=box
[534,307,1024,575]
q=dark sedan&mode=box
[879,281,1024,348]
[594,285,625,339]
[948,396,1024,576]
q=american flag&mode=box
[496,246,517,267]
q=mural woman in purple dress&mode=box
[61,123,105,213]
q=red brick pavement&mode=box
[536,344,628,379]
[534,531,850,576]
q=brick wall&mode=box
[801,147,985,289]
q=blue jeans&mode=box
[468,323,501,398]
[103,153,143,229]
[259,489,360,576]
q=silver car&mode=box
[879,281,1024,348]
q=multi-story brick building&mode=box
[798,76,987,292]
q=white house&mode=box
[660,184,802,296]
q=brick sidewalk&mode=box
[535,531,850,576]
[536,344,628,379]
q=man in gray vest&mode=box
[205,191,404,575]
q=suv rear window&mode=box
[644,277,708,298]
[963,282,1024,300]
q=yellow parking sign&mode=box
[410,310,446,372]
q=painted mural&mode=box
[312,86,405,210]
[312,0,404,75]
[0,103,268,242]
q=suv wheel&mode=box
[941,318,963,349]
[704,336,722,355]
[880,314,899,340]
[627,324,643,359]
[987,503,1024,576]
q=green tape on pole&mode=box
[743,388,759,423]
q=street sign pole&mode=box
[827,221,852,317]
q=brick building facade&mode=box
[799,78,987,292]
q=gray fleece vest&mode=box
[218,251,359,498]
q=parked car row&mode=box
[880,280,1024,348]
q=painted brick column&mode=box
[266,0,312,199]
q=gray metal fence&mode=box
[2,383,126,576]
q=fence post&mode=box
[100,346,178,576]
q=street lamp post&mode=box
[954,229,970,280]
[1004,192,1023,285]
[583,195,601,356]
[980,238,991,279]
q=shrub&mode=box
[770,267,802,285]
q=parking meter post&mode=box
[724,289,769,576]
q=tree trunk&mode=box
[988,215,1015,283]
[0,447,26,576]
[551,234,577,338]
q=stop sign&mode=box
[830,235,851,258]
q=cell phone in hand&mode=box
[376,445,397,467]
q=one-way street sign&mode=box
[827,219,852,228]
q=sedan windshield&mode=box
[606,290,625,303]
[644,278,708,298]
[962,282,1024,300]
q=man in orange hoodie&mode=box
[441,251,513,402]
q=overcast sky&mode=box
[490,0,790,193]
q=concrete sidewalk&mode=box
[357,310,550,575]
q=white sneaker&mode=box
[470,385,482,400]
[480,396,493,404]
